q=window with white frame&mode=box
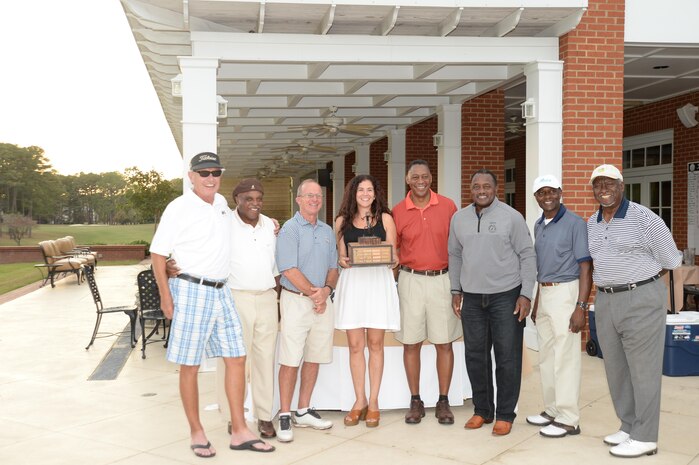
[622,130,673,230]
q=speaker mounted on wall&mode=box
[677,103,699,128]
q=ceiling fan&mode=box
[271,139,337,154]
[505,116,526,134]
[288,106,374,137]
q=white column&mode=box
[179,57,220,191]
[523,60,563,351]
[355,144,370,175]
[524,60,563,233]
[437,104,462,208]
[332,156,345,220]
[387,128,406,207]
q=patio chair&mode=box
[84,266,137,350]
[136,269,169,359]
[56,236,97,269]
[38,240,85,287]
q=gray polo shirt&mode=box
[276,211,338,291]
[534,205,591,283]
[587,198,681,286]
[448,197,537,299]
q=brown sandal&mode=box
[344,406,368,426]
[365,409,380,428]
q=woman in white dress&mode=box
[334,175,400,428]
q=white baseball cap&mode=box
[532,175,561,194]
[590,164,623,184]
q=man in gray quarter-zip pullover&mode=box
[448,168,536,436]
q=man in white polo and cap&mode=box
[525,175,591,438]
[587,164,681,458]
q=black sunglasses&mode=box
[196,170,223,178]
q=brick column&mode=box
[369,137,388,193]
[460,89,505,207]
[560,0,625,220]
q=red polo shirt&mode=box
[393,190,457,271]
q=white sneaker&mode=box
[277,414,293,442]
[609,439,658,458]
[526,412,555,426]
[603,430,630,446]
[293,408,333,430]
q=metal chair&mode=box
[84,266,137,350]
[684,285,699,311]
[136,269,169,359]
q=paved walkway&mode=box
[1,265,698,464]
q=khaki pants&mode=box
[218,288,278,422]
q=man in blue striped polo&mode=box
[587,164,681,458]
[526,175,591,438]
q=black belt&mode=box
[177,273,226,289]
[400,265,448,276]
[597,274,661,294]
[281,286,307,297]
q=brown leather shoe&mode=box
[404,399,425,424]
[344,406,368,426]
[492,420,513,436]
[365,409,380,428]
[258,419,276,438]
[435,399,454,425]
[464,414,493,429]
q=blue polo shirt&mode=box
[534,205,591,283]
[276,211,338,292]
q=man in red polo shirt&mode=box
[393,159,460,425]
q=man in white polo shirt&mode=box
[151,152,274,458]
[223,178,280,439]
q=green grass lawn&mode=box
[0,260,142,295]
[0,224,157,247]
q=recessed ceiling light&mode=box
[653,65,669,70]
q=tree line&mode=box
[0,142,181,225]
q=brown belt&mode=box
[281,286,307,297]
[400,265,448,277]
[540,282,560,287]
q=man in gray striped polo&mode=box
[587,164,681,458]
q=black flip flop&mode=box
[190,441,216,458]
[230,438,275,453]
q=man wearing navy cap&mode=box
[525,174,591,438]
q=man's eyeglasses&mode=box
[196,170,223,178]
[299,193,323,200]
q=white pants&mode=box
[536,280,581,427]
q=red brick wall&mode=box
[624,90,699,255]
[560,0,625,223]
[369,137,389,193]
[344,151,356,187]
[325,160,334,224]
[461,89,505,206]
[505,136,527,216]
[560,0,625,347]
[406,116,439,192]
[0,245,147,264]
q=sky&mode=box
[0,0,183,180]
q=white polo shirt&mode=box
[151,190,232,280]
[228,209,278,291]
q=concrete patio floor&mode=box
[1,265,698,465]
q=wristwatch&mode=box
[576,301,588,310]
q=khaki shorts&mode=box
[279,289,334,366]
[395,271,462,344]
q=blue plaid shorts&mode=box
[166,277,245,366]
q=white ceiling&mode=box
[121,0,699,178]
